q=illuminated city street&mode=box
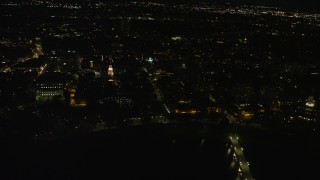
[1,0,320,179]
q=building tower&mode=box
[108,65,114,79]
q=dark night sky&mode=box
[3,0,320,11]
[220,0,320,10]
[93,0,318,11]
[172,0,320,11]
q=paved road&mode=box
[229,135,254,180]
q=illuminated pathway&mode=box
[229,135,254,180]
[1,42,44,73]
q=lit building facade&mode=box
[98,96,133,108]
[35,73,67,101]
[36,83,64,100]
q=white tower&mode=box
[108,65,114,78]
